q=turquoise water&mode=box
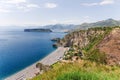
[0,31,65,80]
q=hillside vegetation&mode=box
[31,26,120,80]
[32,60,120,80]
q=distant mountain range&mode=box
[76,18,120,30]
[41,19,120,32]
[43,24,76,32]
[0,19,120,32]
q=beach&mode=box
[5,47,68,80]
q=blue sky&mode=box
[0,0,120,27]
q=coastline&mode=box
[5,47,68,80]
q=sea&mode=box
[0,31,65,80]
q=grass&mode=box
[56,71,115,80]
[31,60,120,80]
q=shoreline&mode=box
[5,47,68,80]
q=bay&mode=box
[0,31,65,80]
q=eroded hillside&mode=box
[98,28,120,65]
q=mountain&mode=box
[76,19,120,30]
[42,19,120,32]
[43,24,76,32]
[1,19,120,32]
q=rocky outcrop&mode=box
[51,38,60,42]
[51,38,61,48]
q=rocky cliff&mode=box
[97,28,120,65]
[56,26,120,65]
[55,27,108,48]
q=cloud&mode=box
[16,3,40,11]
[81,0,115,6]
[2,0,27,4]
[44,3,57,8]
[81,3,98,6]
[0,0,40,13]
[0,1,57,13]
[100,0,115,5]
[26,4,40,8]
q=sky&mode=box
[0,0,120,28]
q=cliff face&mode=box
[56,28,105,48]
[57,26,120,65]
[55,31,88,47]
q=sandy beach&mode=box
[5,47,68,80]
